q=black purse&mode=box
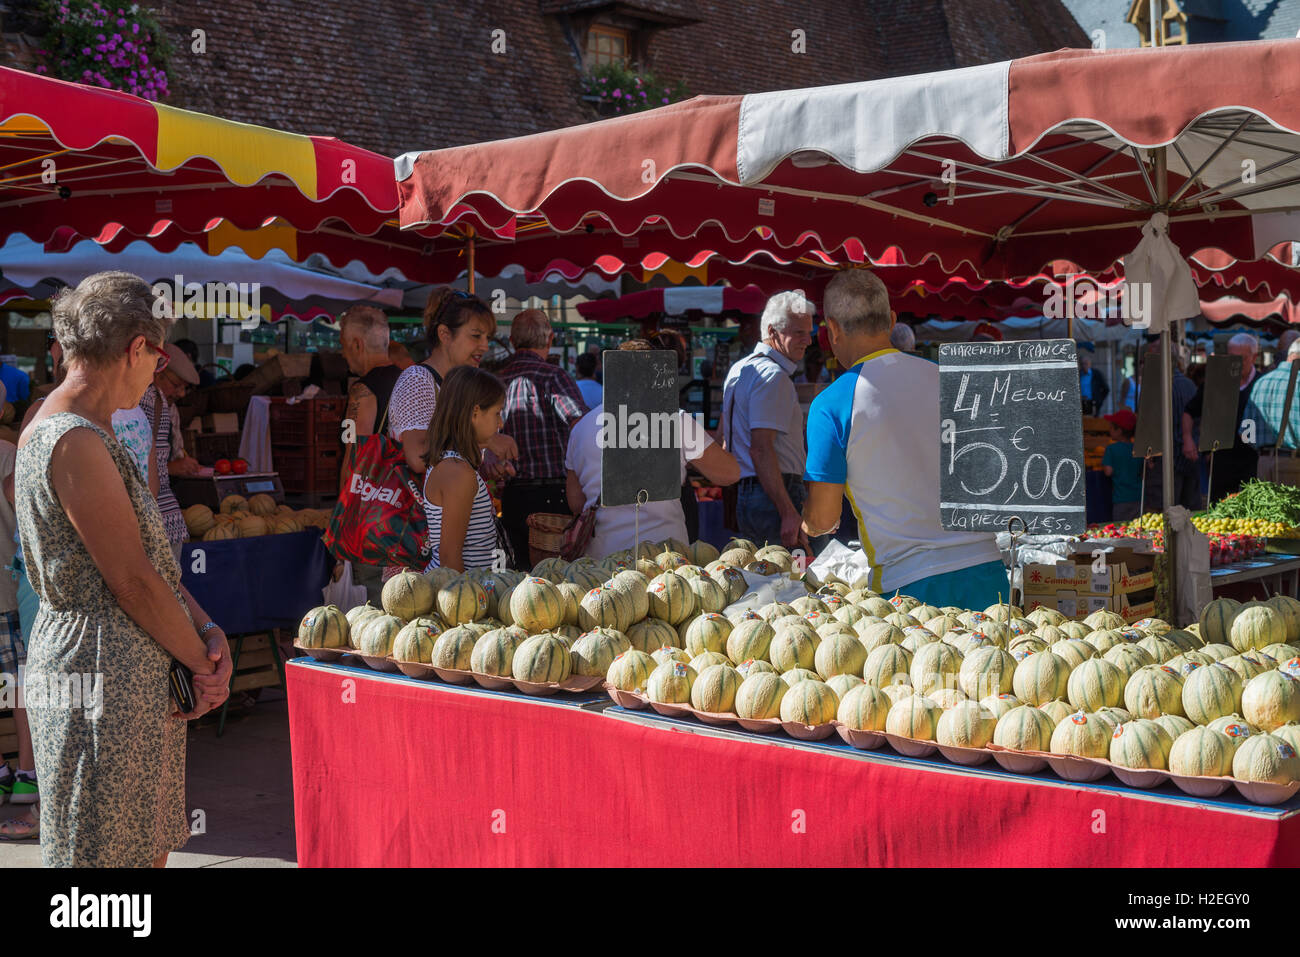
[169,660,197,713]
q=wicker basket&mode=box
[527,513,570,565]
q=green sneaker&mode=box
[9,774,36,806]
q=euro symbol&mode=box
[1011,426,1033,451]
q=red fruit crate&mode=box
[274,447,341,494]
[269,396,347,448]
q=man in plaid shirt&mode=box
[499,310,588,569]
[1249,337,1300,449]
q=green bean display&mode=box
[1207,480,1300,526]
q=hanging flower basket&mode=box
[580,62,689,117]
[35,0,173,101]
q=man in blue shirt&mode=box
[0,359,29,408]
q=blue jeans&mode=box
[736,474,805,549]
[897,560,1010,610]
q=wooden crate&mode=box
[231,633,284,694]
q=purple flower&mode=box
[140,54,148,64]
[82,46,92,55]
[639,91,646,98]
[36,65,47,74]
[96,33,105,41]
[611,88,621,97]
[96,43,107,51]
[83,69,93,78]
[662,97,669,103]
[93,53,102,60]
[132,22,139,34]
[117,17,126,27]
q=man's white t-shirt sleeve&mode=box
[747,368,792,433]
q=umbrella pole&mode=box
[466,226,477,296]
[1154,145,1180,622]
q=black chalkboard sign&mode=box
[600,349,683,507]
[938,339,1087,535]
[1199,354,1244,452]
[1132,349,1165,459]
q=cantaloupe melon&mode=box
[690,663,742,713]
[570,630,625,677]
[626,618,679,654]
[1152,713,1196,741]
[814,632,867,679]
[1206,714,1255,754]
[1124,665,1184,718]
[993,704,1055,752]
[726,618,775,665]
[383,570,436,622]
[1109,719,1173,770]
[1103,643,1155,681]
[356,614,403,656]
[958,646,1016,699]
[885,693,942,740]
[392,619,440,663]
[471,626,527,676]
[837,682,890,731]
[769,625,818,673]
[683,613,733,658]
[689,651,733,673]
[431,625,477,670]
[1170,726,1234,777]
[511,577,565,633]
[936,700,996,749]
[606,650,656,692]
[1050,710,1111,758]
[513,633,573,683]
[1230,604,1286,654]
[825,673,864,700]
[1053,638,1098,671]
[1232,732,1300,783]
[435,576,487,626]
[980,692,1023,719]
[929,687,968,710]
[780,679,839,725]
[1265,596,1300,644]
[298,605,348,649]
[1011,651,1071,706]
[1067,658,1125,712]
[651,645,692,667]
[909,641,963,696]
[1182,661,1244,726]
[1242,670,1300,731]
[736,672,787,718]
[1199,597,1241,648]
[1039,698,1073,726]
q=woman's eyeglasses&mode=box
[125,338,169,372]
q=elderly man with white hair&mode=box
[802,269,1006,608]
[1186,331,1261,504]
[721,290,813,549]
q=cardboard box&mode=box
[1024,592,1155,624]
[1022,555,1154,598]
[203,412,240,433]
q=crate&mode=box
[243,353,313,395]
[230,633,285,694]
[203,380,256,415]
[269,396,347,448]
[275,446,341,493]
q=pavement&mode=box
[0,689,298,867]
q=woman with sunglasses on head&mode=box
[15,271,232,867]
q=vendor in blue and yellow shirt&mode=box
[800,269,1007,609]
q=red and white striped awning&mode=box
[396,41,1300,280]
[574,285,767,322]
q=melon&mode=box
[834,605,869,628]
[769,625,818,673]
[736,672,788,719]
[530,557,568,583]
[1094,706,1133,731]
[1169,726,1234,777]
[1035,624,1068,645]
[427,625,475,670]
[719,547,754,568]
[392,619,440,663]
[689,651,733,673]
[1050,710,1111,758]
[1167,651,1212,676]
[1011,651,1071,706]
[688,540,720,566]
[958,646,1016,700]
[577,585,627,632]
[1124,665,1185,718]
[1182,662,1244,726]
[1152,713,1196,741]
[929,687,968,710]
[684,613,733,658]
[779,679,839,725]
[1233,732,1300,784]
[910,641,963,696]
[1198,597,1241,648]
[356,614,403,656]
[883,683,919,705]
[790,595,828,617]
[1057,621,1092,641]
[424,564,460,595]
[183,504,216,537]
[513,633,573,683]
[1199,643,1237,662]
[553,582,584,627]
[1109,719,1173,770]
[814,632,867,680]
[606,650,656,692]
[735,658,778,678]
[1084,629,1125,655]
[626,617,680,654]
[436,576,488,627]
[383,570,437,621]
[936,700,996,749]
[1053,639,1098,671]
[1229,605,1286,654]
[780,667,820,686]
[726,618,775,665]
[471,626,527,676]
[345,603,382,631]
[642,658,694,703]
[510,577,565,633]
[708,565,749,605]
[1265,596,1300,644]
[610,570,652,620]
[1219,654,1270,682]
[1262,642,1300,664]
[686,576,728,615]
[993,704,1056,752]
[1008,636,1048,659]
[1137,634,1182,664]
[858,596,894,619]
[856,621,903,652]
[564,563,605,592]
[1206,714,1255,754]
[236,515,269,537]
[900,628,939,654]
[1027,608,1068,627]
[886,693,942,741]
[1039,698,1073,726]
[1084,609,1127,631]
[202,523,239,541]
[825,673,864,699]
[219,494,248,514]
[1103,643,1156,681]
[1272,723,1300,756]
[647,572,697,625]
[1242,670,1300,731]
[863,644,913,690]
[759,602,798,623]
[923,614,962,638]
[1066,658,1125,712]
[298,605,349,649]
[837,683,890,731]
[651,645,692,667]
[570,630,625,677]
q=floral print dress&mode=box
[15,413,190,867]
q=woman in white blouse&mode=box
[564,338,739,558]
[388,287,518,474]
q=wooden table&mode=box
[1210,553,1300,597]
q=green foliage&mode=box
[35,0,171,100]
[581,61,690,116]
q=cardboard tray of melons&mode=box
[603,685,837,740]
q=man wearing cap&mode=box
[142,343,200,559]
[1101,407,1143,523]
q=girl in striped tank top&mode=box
[423,366,506,572]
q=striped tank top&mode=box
[423,450,498,572]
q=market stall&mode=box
[288,659,1300,867]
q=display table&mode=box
[181,531,330,635]
[1210,553,1300,598]
[288,659,1300,867]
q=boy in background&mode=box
[1102,408,1143,523]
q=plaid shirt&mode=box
[1248,361,1300,448]
[500,352,587,480]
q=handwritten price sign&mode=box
[938,339,1087,536]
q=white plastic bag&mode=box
[323,560,367,610]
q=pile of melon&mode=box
[185,494,329,541]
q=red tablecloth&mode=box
[288,660,1300,867]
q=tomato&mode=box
[232,459,249,474]
[214,459,232,475]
